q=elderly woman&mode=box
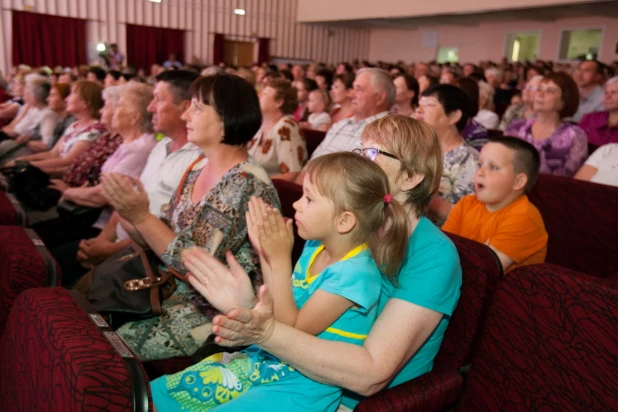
[391,73,419,117]
[578,76,618,146]
[474,81,499,129]
[505,72,587,177]
[0,74,54,142]
[99,74,280,361]
[153,115,461,410]
[499,75,542,131]
[32,84,157,279]
[415,84,479,224]
[7,80,106,175]
[0,71,28,124]
[248,78,307,178]
[329,73,355,123]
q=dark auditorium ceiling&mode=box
[321,0,618,29]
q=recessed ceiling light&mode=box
[150,0,161,3]
[234,8,246,16]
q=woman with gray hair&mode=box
[473,80,499,129]
[0,74,57,158]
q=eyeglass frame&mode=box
[353,147,400,162]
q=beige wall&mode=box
[0,0,370,74]
[298,0,601,22]
[368,16,618,63]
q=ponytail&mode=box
[367,197,409,282]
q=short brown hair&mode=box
[489,135,541,193]
[541,72,580,118]
[268,78,298,115]
[362,115,443,217]
[52,83,71,100]
[72,80,104,119]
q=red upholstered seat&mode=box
[355,234,502,411]
[301,128,326,159]
[458,264,618,411]
[0,192,26,226]
[0,287,152,411]
[0,226,59,335]
[528,174,618,278]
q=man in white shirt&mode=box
[286,68,394,185]
[75,70,201,272]
[572,60,605,122]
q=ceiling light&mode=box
[234,9,246,16]
[96,43,106,52]
[150,0,161,3]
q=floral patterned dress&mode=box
[247,116,307,175]
[116,157,281,361]
[439,143,479,205]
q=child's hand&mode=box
[258,206,294,266]
[246,197,270,256]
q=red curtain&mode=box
[258,38,270,64]
[213,33,225,64]
[12,11,87,67]
[126,24,185,71]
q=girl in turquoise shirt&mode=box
[151,152,410,411]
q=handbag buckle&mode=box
[124,276,162,291]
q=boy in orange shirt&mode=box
[442,136,548,273]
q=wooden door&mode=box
[223,40,255,66]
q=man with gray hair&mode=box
[286,68,394,185]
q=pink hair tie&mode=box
[384,194,393,205]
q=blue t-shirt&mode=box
[216,240,383,412]
[342,217,462,408]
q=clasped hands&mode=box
[179,197,294,346]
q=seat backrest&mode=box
[528,173,618,278]
[433,234,503,372]
[301,128,327,159]
[272,179,306,264]
[0,226,59,334]
[0,192,26,226]
[0,287,151,411]
[458,263,618,411]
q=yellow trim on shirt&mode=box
[325,327,367,341]
[305,243,368,285]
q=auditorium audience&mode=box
[574,143,618,187]
[415,84,479,224]
[291,64,305,81]
[7,80,106,175]
[485,67,512,108]
[329,73,354,123]
[572,60,605,122]
[391,73,419,117]
[174,115,461,410]
[0,72,27,125]
[578,76,618,146]
[505,72,588,177]
[499,75,542,131]
[248,78,307,177]
[303,89,332,131]
[457,77,489,151]
[76,70,201,274]
[95,73,280,361]
[34,83,157,285]
[315,68,333,91]
[292,78,318,123]
[474,80,499,129]
[443,136,548,273]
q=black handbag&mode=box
[56,165,103,226]
[85,244,179,328]
[3,161,61,210]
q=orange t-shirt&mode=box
[442,194,548,273]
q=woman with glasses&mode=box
[505,72,588,177]
[166,115,462,411]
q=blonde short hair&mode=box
[121,82,154,134]
[362,115,443,217]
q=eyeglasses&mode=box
[353,148,400,162]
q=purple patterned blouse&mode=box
[505,118,588,177]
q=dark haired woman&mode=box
[106,74,281,361]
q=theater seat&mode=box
[0,192,26,226]
[457,264,618,411]
[0,226,60,335]
[528,174,618,278]
[0,173,8,192]
[301,128,326,159]
[355,234,502,411]
[0,287,152,411]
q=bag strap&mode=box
[173,154,205,209]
